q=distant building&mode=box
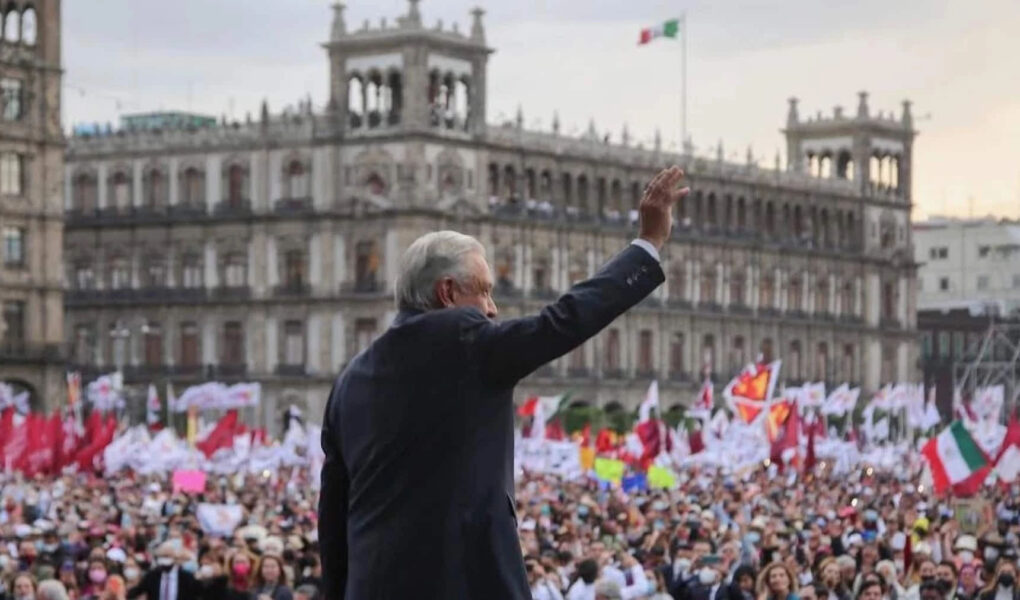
[0,0,65,406]
[60,1,919,428]
[916,302,1008,415]
[119,112,217,133]
[914,216,1020,314]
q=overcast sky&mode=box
[63,0,1020,220]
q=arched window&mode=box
[788,275,803,311]
[20,6,35,45]
[816,277,830,314]
[760,275,775,308]
[365,172,385,196]
[109,171,131,210]
[142,254,167,288]
[354,240,379,290]
[285,160,309,199]
[225,163,248,207]
[815,342,829,381]
[3,8,19,42]
[700,267,717,304]
[669,264,686,303]
[72,173,98,213]
[789,340,802,380]
[143,168,167,209]
[730,336,746,372]
[348,75,364,127]
[181,167,204,206]
[760,338,774,363]
[701,334,715,373]
[730,270,745,306]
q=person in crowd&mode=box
[125,542,201,600]
[977,561,1018,600]
[758,563,799,600]
[36,581,69,600]
[251,555,292,600]
[937,562,961,600]
[79,559,108,600]
[10,573,36,600]
[958,564,981,600]
[292,585,318,600]
[858,580,884,600]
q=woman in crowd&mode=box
[225,552,255,600]
[978,561,1019,600]
[10,573,37,600]
[79,560,108,600]
[758,563,800,600]
[251,555,293,600]
[959,564,982,600]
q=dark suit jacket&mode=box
[127,567,203,600]
[318,244,664,599]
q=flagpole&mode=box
[680,12,687,152]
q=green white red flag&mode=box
[639,18,680,45]
[921,421,990,495]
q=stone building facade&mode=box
[62,1,918,430]
[0,0,64,405]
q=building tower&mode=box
[785,93,919,388]
[323,1,492,207]
[0,0,65,409]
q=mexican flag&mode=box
[518,393,569,439]
[639,18,681,45]
[920,421,990,495]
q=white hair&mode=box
[395,230,485,312]
[37,580,70,600]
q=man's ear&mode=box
[435,277,456,308]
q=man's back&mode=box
[327,307,523,598]
[318,166,687,599]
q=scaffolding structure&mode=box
[954,322,1020,414]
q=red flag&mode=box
[595,428,617,454]
[517,397,539,417]
[634,419,662,461]
[73,414,117,471]
[0,407,13,466]
[803,420,817,474]
[770,405,800,472]
[545,419,566,441]
[196,410,240,458]
[688,428,705,454]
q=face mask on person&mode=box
[156,557,175,568]
[232,563,251,577]
[675,558,692,575]
[986,548,1000,563]
[198,565,215,579]
[699,568,718,585]
[124,567,140,581]
[958,551,974,563]
[937,580,953,594]
[999,574,1016,589]
[182,560,198,574]
[747,531,762,545]
[89,568,108,584]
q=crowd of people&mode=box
[0,467,322,600]
[1,461,1018,600]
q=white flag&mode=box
[638,380,660,422]
[196,504,244,537]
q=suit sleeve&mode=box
[318,386,349,600]
[465,244,664,386]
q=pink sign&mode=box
[172,470,207,494]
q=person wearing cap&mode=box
[126,541,201,600]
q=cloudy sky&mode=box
[63,0,1020,220]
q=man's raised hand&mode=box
[638,165,690,251]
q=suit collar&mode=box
[393,309,424,326]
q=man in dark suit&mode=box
[126,542,203,600]
[319,167,689,599]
